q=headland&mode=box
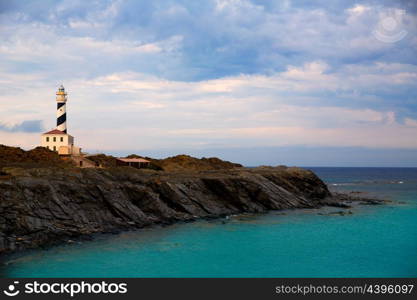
[0,144,383,254]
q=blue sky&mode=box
[0,0,416,166]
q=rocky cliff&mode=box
[0,166,369,254]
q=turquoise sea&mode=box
[2,167,417,278]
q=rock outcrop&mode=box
[87,153,243,171]
[148,154,243,171]
[0,166,374,254]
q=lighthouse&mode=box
[41,85,81,156]
[56,84,67,133]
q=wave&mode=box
[330,180,404,186]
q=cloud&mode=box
[404,118,417,127]
[0,120,43,133]
[86,60,417,97]
[1,0,416,80]
[347,4,371,16]
[1,57,416,151]
[0,0,416,164]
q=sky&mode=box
[0,0,416,166]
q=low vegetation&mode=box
[0,144,74,169]
[0,144,242,172]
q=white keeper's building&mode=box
[41,85,81,156]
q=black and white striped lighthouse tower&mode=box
[56,85,67,133]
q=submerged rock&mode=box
[318,210,354,216]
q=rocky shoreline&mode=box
[0,166,384,254]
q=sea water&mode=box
[2,168,417,278]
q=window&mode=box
[53,137,56,142]
[46,146,49,149]
[60,137,64,142]
[79,161,83,167]
[46,137,49,142]
[53,146,56,151]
